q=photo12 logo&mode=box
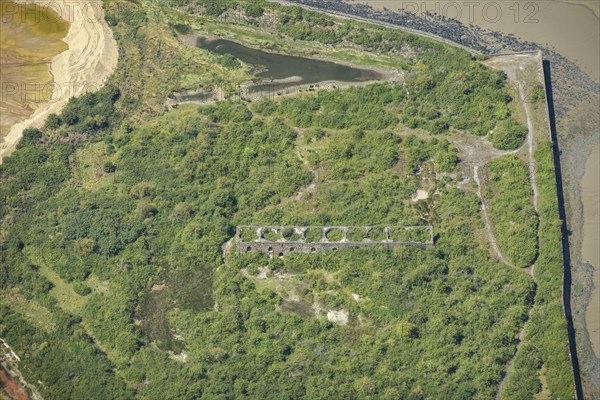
[1,0,106,25]
[364,1,540,24]
[1,81,101,105]
[208,81,340,102]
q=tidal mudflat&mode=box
[582,144,600,357]
[0,1,69,141]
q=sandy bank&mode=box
[0,0,119,163]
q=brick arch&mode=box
[234,226,434,255]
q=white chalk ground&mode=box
[411,189,428,202]
[0,0,119,163]
[326,310,349,326]
[168,350,188,363]
[351,293,363,302]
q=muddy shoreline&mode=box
[581,144,600,357]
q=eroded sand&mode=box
[0,0,119,163]
[582,144,600,357]
[0,1,69,140]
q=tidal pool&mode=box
[195,36,383,94]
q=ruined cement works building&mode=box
[236,226,434,256]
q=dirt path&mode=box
[522,85,540,216]
[294,147,319,202]
[473,165,513,267]
[440,76,541,396]
[495,63,542,399]
[0,0,119,163]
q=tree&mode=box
[44,113,62,130]
[61,108,79,125]
[220,53,241,69]
[244,3,264,18]
[17,128,42,148]
[103,161,116,173]
[490,118,528,150]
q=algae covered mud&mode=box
[0,0,119,163]
[0,0,69,141]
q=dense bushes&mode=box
[0,0,573,398]
[490,118,528,150]
[274,8,525,141]
[0,305,133,399]
[275,84,403,131]
[403,135,458,173]
[500,142,575,399]
[219,53,241,69]
[500,344,542,399]
[484,156,538,268]
[61,209,145,256]
[0,75,556,400]
[17,128,42,148]
[244,3,264,18]
[59,85,120,132]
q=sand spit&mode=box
[0,0,119,163]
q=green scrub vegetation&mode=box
[0,0,573,398]
[483,156,538,268]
